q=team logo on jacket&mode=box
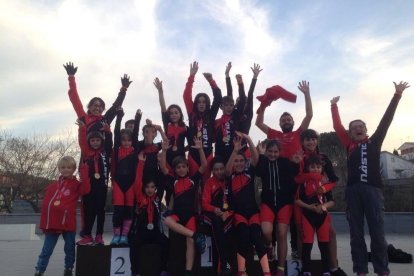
[359,143,368,182]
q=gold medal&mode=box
[223,203,229,210]
[54,200,61,206]
[94,173,100,179]
[172,145,178,151]
[222,137,229,143]
[197,131,202,138]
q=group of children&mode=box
[34,60,409,276]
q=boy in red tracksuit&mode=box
[295,155,335,276]
[202,157,233,275]
[35,156,90,276]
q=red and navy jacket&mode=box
[296,172,334,207]
[133,160,163,232]
[39,165,90,233]
[111,113,140,192]
[202,176,231,213]
[183,75,222,160]
[166,172,202,216]
[331,93,401,188]
[162,111,187,166]
[228,166,259,217]
[214,80,246,163]
[256,154,299,211]
[299,151,338,194]
[68,76,127,134]
[78,125,112,187]
[136,141,162,183]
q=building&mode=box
[380,151,414,179]
[398,142,414,161]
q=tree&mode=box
[319,131,348,211]
[0,130,79,211]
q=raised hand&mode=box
[257,141,265,155]
[191,136,203,150]
[225,62,232,77]
[394,81,410,95]
[190,61,199,76]
[153,77,163,92]
[235,74,243,84]
[298,80,310,94]
[330,96,340,105]
[233,135,242,152]
[121,74,132,88]
[135,109,142,121]
[161,139,171,151]
[203,72,213,81]
[75,118,85,127]
[291,151,303,164]
[251,63,262,79]
[63,62,78,75]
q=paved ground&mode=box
[0,233,412,275]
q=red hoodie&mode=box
[39,164,90,233]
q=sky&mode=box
[0,0,413,152]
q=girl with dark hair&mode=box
[154,77,188,172]
[225,133,271,276]
[183,61,222,179]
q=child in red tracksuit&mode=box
[160,138,207,275]
[110,108,142,245]
[35,156,90,276]
[77,121,112,245]
[295,154,335,276]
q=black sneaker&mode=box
[220,261,232,275]
[388,244,413,263]
[331,267,347,276]
[193,232,206,253]
[63,268,73,276]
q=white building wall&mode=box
[380,152,414,179]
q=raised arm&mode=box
[255,105,270,134]
[154,77,167,112]
[237,132,258,166]
[225,62,233,98]
[104,74,132,124]
[234,74,246,115]
[183,61,198,114]
[245,63,261,115]
[371,81,409,144]
[64,62,87,119]
[203,72,223,120]
[154,124,168,142]
[330,96,352,147]
[77,121,92,156]
[159,140,170,175]
[133,109,142,148]
[134,152,146,203]
[298,80,313,131]
[114,107,124,150]
[192,137,207,174]
[225,135,243,176]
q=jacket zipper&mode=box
[62,209,67,225]
[46,188,59,229]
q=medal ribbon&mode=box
[140,195,156,226]
[93,152,100,176]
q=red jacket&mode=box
[39,165,90,232]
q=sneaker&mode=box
[291,249,300,260]
[95,234,104,245]
[119,235,128,245]
[331,267,347,276]
[34,271,44,276]
[63,268,73,276]
[220,261,232,275]
[193,232,206,253]
[110,235,121,245]
[76,235,94,245]
[266,245,275,262]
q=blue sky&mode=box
[0,0,413,151]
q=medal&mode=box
[54,200,61,206]
[94,173,100,179]
[223,203,229,210]
[197,131,202,138]
[147,223,154,230]
[172,145,178,151]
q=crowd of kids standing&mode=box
[34,61,410,276]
